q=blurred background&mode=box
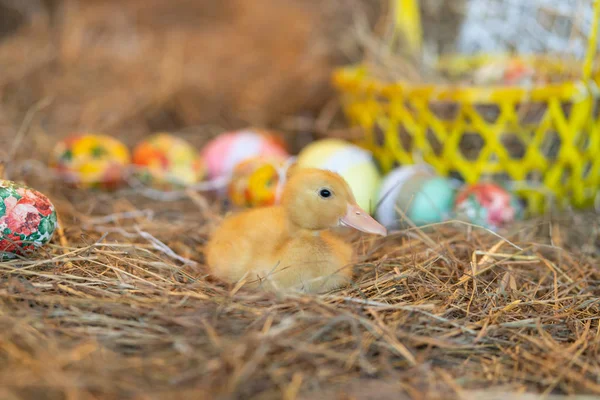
[0,0,598,204]
[0,0,595,142]
[0,0,386,151]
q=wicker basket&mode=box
[333,0,600,215]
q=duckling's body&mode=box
[206,168,386,293]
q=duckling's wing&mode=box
[265,231,354,293]
[205,207,288,284]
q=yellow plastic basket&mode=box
[333,0,600,215]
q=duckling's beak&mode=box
[339,203,387,236]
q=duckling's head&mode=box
[281,168,387,236]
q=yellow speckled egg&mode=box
[296,139,381,213]
[132,133,205,190]
[50,134,130,190]
[228,156,288,208]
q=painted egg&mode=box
[0,180,58,260]
[200,129,289,180]
[132,133,205,189]
[296,138,381,213]
[228,156,288,208]
[503,59,535,85]
[375,165,455,228]
[50,133,130,189]
[454,183,523,230]
[471,59,535,86]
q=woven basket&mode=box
[333,0,600,215]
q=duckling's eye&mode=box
[319,189,332,198]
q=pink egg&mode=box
[201,129,289,179]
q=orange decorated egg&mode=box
[227,156,287,208]
[132,133,205,189]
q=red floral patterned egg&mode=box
[0,180,58,260]
[454,183,523,231]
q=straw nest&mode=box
[1,1,600,399]
[1,175,600,400]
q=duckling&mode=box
[205,167,387,293]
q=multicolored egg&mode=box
[50,134,130,189]
[200,129,289,179]
[454,183,523,230]
[375,165,455,228]
[471,59,536,86]
[296,139,381,213]
[132,133,205,189]
[228,156,288,208]
[0,180,58,260]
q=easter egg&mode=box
[228,156,288,208]
[296,139,381,213]
[132,133,205,189]
[376,165,455,228]
[0,180,58,260]
[51,133,130,189]
[405,177,456,225]
[200,129,289,179]
[454,183,523,230]
[375,165,434,227]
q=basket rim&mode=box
[333,54,599,103]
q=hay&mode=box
[1,172,600,399]
[0,0,382,135]
[1,1,600,399]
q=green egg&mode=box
[407,177,456,226]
